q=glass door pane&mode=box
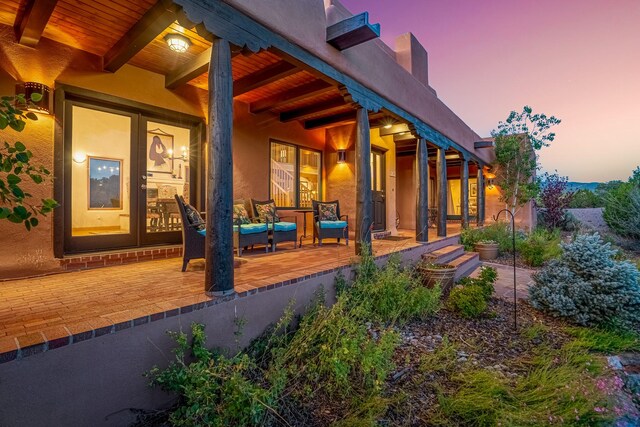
[71,106,132,237]
[270,142,297,207]
[299,148,321,208]
[144,121,191,236]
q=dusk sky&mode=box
[340,0,640,182]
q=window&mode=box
[270,140,322,208]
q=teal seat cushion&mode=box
[317,220,348,229]
[233,223,267,234]
[197,229,206,236]
[267,222,297,232]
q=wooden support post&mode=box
[415,138,429,242]
[436,147,447,237]
[355,107,372,255]
[477,166,485,226]
[205,38,235,296]
[461,156,469,229]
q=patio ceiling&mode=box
[1,0,395,129]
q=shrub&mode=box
[517,228,562,267]
[461,222,517,253]
[537,209,580,232]
[537,173,574,230]
[603,180,640,239]
[569,188,603,208]
[529,233,640,327]
[448,285,487,318]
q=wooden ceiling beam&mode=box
[14,0,58,47]
[250,80,333,114]
[103,0,180,73]
[279,96,346,122]
[233,61,298,97]
[165,47,212,89]
[304,111,356,130]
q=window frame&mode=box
[269,139,323,210]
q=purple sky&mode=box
[340,0,640,182]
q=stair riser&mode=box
[454,257,481,281]
[434,247,465,264]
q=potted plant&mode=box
[475,239,499,260]
[416,260,457,296]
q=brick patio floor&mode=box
[0,226,464,360]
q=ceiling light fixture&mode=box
[164,33,191,53]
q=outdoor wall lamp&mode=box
[165,33,191,53]
[485,172,496,190]
[73,152,87,163]
[15,82,51,114]
[336,149,346,164]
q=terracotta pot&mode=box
[417,264,457,296]
[475,242,499,260]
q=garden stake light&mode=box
[493,209,517,331]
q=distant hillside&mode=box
[567,182,600,191]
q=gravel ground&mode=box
[568,208,609,233]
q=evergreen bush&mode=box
[517,228,562,267]
[449,266,497,318]
[529,233,640,327]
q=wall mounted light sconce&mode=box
[336,149,346,164]
[73,152,87,163]
[164,33,191,53]
[485,172,496,190]
[15,82,51,114]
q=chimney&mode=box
[395,33,429,87]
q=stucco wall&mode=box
[223,0,494,165]
[485,185,536,230]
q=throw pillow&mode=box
[183,203,205,231]
[318,203,338,221]
[233,204,251,224]
[255,201,280,223]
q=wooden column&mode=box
[477,166,485,226]
[436,147,447,237]
[355,107,372,255]
[461,156,469,229]
[205,38,234,296]
[415,138,429,242]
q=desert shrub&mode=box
[603,180,640,239]
[148,251,442,425]
[517,228,562,267]
[569,188,603,208]
[147,324,280,427]
[448,285,487,318]
[537,173,574,230]
[537,209,580,232]
[461,222,517,253]
[448,266,497,318]
[529,233,640,327]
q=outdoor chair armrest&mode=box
[340,214,348,222]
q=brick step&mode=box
[421,244,465,265]
[450,252,481,281]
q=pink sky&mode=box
[340,0,640,182]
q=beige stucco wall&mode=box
[485,185,536,230]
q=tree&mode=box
[0,94,58,230]
[491,106,561,220]
[538,172,574,230]
[602,166,640,239]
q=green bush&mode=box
[448,285,487,318]
[529,233,640,327]
[461,222,517,253]
[517,228,562,267]
[569,188,603,208]
[603,180,640,239]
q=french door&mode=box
[371,150,386,231]
[63,99,200,254]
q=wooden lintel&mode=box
[233,61,297,97]
[104,0,180,73]
[304,110,356,130]
[392,133,416,142]
[279,96,345,122]
[14,0,58,47]
[249,80,333,114]
[326,12,380,51]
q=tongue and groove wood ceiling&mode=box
[0,0,387,129]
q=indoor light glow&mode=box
[164,33,191,53]
[73,152,87,163]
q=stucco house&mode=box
[0,0,533,424]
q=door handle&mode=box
[141,184,147,190]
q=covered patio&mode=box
[0,227,470,363]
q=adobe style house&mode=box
[0,0,533,424]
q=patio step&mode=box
[421,244,465,265]
[451,252,481,281]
